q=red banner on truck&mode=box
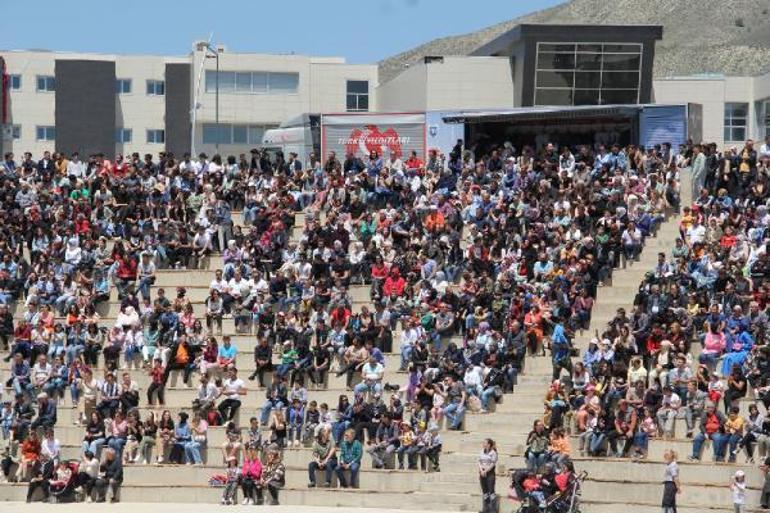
[321,113,426,160]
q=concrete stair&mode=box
[577,213,682,348]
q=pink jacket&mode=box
[702,332,726,355]
[240,457,262,480]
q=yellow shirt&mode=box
[725,416,745,434]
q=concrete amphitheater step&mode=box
[579,213,682,348]
[0,484,478,510]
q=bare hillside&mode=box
[379,0,770,83]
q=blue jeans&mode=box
[184,441,204,464]
[692,432,728,460]
[400,345,412,370]
[65,344,85,365]
[633,431,649,451]
[138,277,154,301]
[353,381,381,396]
[108,437,127,458]
[480,387,497,410]
[13,379,33,398]
[589,432,606,455]
[308,457,337,485]
[335,461,360,487]
[261,399,284,425]
[82,438,106,457]
[526,451,547,471]
[443,401,465,429]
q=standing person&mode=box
[760,456,770,508]
[478,438,498,513]
[730,470,746,513]
[662,449,681,513]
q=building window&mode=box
[146,80,165,96]
[205,71,299,94]
[146,129,165,144]
[36,75,55,92]
[115,128,133,144]
[9,75,21,90]
[534,42,641,106]
[762,99,770,139]
[11,125,21,139]
[201,123,268,145]
[346,80,369,112]
[724,103,748,142]
[36,126,55,141]
[116,79,132,94]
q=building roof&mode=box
[472,23,663,56]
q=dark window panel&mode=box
[536,70,574,88]
[535,88,573,106]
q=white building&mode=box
[0,44,376,158]
[653,72,770,148]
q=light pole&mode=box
[204,43,220,154]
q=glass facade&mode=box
[205,71,299,94]
[534,42,642,106]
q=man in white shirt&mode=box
[686,218,707,245]
[354,355,384,396]
[217,367,246,422]
[67,152,86,178]
[656,385,682,439]
[621,221,643,261]
[399,318,424,370]
[41,428,61,462]
[32,354,52,392]
[194,373,220,414]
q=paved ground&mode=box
[1,504,465,513]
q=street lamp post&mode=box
[204,44,220,154]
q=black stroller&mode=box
[508,468,587,513]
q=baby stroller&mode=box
[49,460,80,503]
[508,468,587,513]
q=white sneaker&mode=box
[221,498,226,505]
[248,499,255,505]
[294,440,301,448]
[242,498,249,505]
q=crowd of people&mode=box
[0,132,709,508]
[517,137,770,512]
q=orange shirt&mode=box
[175,344,189,365]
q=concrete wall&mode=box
[1,51,57,157]
[114,55,170,156]
[653,72,770,147]
[376,63,427,112]
[309,62,378,114]
[424,57,513,111]
[376,57,513,112]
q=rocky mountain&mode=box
[379,0,770,83]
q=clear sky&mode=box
[0,0,563,63]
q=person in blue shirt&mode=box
[335,428,362,488]
[550,316,573,381]
[218,336,238,368]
